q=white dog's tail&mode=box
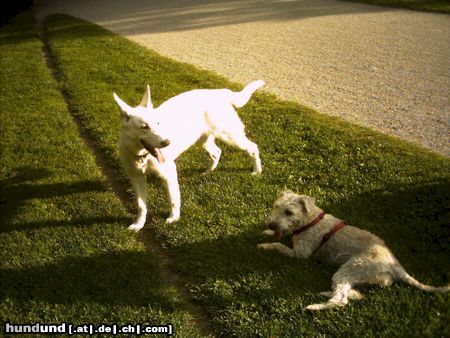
[396,266,450,292]
[229,80,265,108]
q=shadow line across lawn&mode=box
[0,166,130,233]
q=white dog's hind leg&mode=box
[158,161,181,223]
[220,132,262,175]
[202,135,222,173]
[246,139,262,175]
[207,102,262,174]
[128,173,147,231]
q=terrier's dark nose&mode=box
[160,139,170,148]
[267,222,278,230]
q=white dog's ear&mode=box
[113,92,133,122]
[139,84,153,109]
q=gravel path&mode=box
[36,0,450,156]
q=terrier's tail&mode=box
[396,267,450,292]
[229,80,265,108]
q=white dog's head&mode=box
[113,85,170,161]
[266,190,320,234]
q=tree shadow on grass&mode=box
[0,166,130,233]
[0,250,178,311]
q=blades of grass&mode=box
[44,13,449,336]
[340,0,450,14]
[0,11,203,336]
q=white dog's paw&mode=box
[128,223,144,232]
[165,216,180,224]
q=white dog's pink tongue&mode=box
[155,148,165,163]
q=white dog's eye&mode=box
[141,123,149,129]
[284,209,293,216]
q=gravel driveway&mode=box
[36,0,450,156]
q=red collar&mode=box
[291,212,347,254]
[292,212,326,236]
[313,221,346,255]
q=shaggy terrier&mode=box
[258,190,449,310]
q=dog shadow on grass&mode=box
[0,166,130,233]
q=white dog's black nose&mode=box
[160,139,170,148]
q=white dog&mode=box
[113,80,264,230]
[258,190,449,310]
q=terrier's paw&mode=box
[257,243,272,250]
[319,291,333,298]
[305,301,346,311]
[262,229,275,236]
[305,303,327,311]
[348,289,364,300]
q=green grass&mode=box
[341,0,450,14]
[0,12,202,337]
[42,14,450,337]
[2,10,449,337]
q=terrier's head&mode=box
[266,190,320,235]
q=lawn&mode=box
[341,0,450,14]
[41,14,450,337]
[0,12,203,337]
[1,10,449,337]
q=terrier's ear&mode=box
[139,84,153,109]
[297,195,315,213]
[113,92,132,122]
[280,189,294,197]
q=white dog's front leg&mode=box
[129,173,147,231]
[159,161,181,223]
[257,242,295,258]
